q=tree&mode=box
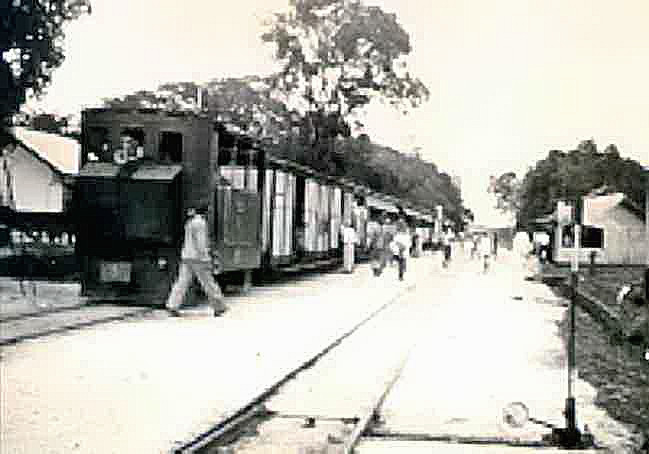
[1,0,91,133]
[513,140,647,231]
[262,0,429,171]
[489,171,522,214]
[204,77,294,140]
[103,76,296,140]
[103,89,164,110]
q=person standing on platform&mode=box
[410,231,420,258]
[513,230,532,270]
[342,221,357,273]
[442,228,454,268]
[479,232,493,273]
[392,221,411,281]
[14,231,38,305]
[381,219,394,267]
[369,226,386,277]
[166,205,227,317]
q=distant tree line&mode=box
[491,139,647,231]
[268,133,464,225]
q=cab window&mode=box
[116,128,145,163]
[159,131,183,163]
[86,127,110,162]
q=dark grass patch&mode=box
[556,303,649,452]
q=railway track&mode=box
[0,260,346,348]
[171,273,426,454]
[172,278,414,454]
[0,302,157,347]
[172,266,606,454]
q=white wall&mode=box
[554,204,647,265]
[0,146,64,212]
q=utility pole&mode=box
[559,197,582,448]
[644,166,648,304]
[550,199,585,448]
[644,167,648,364]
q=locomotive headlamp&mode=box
[157,258,168,270]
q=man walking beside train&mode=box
[166,205,227,317]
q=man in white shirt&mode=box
[392,222,411,281]
[166,205,227,317]
[513,231,532,270]
[479,233,493,272]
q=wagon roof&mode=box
[78,162,121,178]
[78,162,182,181]
[130,164,183,181]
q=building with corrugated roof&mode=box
[0,127,80,213]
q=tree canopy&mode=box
[493,139,648,231]
[488,171,522,214]
[1,0,91,132]
[261,0,429,167]
[269,133,464,225]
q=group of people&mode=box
[367,220,413,281]
[339,218,414,281]
[463,232,497,272]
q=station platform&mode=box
[0,253,439,454]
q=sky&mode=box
[28,0,649,225]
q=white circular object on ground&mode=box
[503,401,529,428]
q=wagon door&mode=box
[216,185,261,271]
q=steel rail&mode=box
[0,297,149,323]
[0,307,155,347]
[172,281,418,453]
[342,344,415,454]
